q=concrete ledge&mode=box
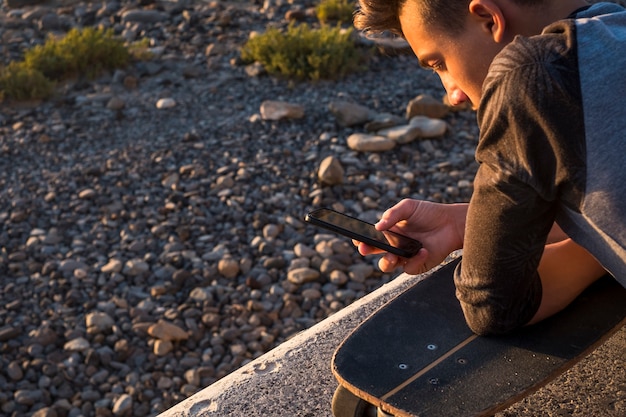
[159,256,626,417]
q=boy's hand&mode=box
[355,199,468,275]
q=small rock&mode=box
[347,133,396,152]
[112,393,133,416]
[64,337,90,352]
[86,312,114,332]
[78,188,96,199]
[121,10,168,24]
[0,325,20,342]
[365,112,404,132]
[287,267,320,285]
[156,98,176,109]
[39,13,62,31]
[328,100,373,127]
[14,389,43,406]
[7,360,23,380]
[409,116,448,138]
[148,320,189,341]
[260,100,304,121]
[31,407,57,417]
[406,94,449,119]
[101,259,123,274]
[294,243,317,258]
[329,270,349,285]
[378,124,423,144]
[318,156,344,185]
[218,257,240,279]
[123,259,149,276]
[154,339,173,356]
[107,97,126,110]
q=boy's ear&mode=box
[468,0,506,42]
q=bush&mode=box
[0,62,55,101]
[23,27,129,80]
[240,23,367,81]
[0,27,133,102]
[315,0,355,24]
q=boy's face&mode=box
[399,0,507,109]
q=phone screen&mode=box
[305,208,422,258]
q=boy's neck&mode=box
[520,0,590,34]
[502,0,589,36]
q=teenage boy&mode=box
[353,0,626,334]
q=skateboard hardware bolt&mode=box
[426,344,437,350]
[428,378,439,385]
[398,363,409,370]
[457,358,468,365]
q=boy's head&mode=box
[354,0,580,109]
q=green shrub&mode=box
[240,23,367,81]
[0,27,135,102]
[0,62,55,101]
[315,0,355,24]
[23,27,129,80]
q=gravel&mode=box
[0,0,480,416]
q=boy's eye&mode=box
[418,57,445,73]
[431,61,444,72]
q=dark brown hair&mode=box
[354,0,545,37]
[353,0,469,37]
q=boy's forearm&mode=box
[546,222,568,244]
[450,202,469,250]
[529,239,606,324]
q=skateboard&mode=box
[331,257,626,417]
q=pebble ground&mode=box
[2,1,480,416]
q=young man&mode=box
[353,0,626,334]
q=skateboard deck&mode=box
[331,257,626,417]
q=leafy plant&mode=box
[0,62,55,101]
[240,23,367,81]
[22,27,130,80]
[315,0,355,24]
[0,27,136,102]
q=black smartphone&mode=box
[304,207,422,258]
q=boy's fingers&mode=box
[378,253,401,272]
[403,249,430,274]
[357,242,385,255]
[376,199,415,230]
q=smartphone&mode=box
[304,207,422,258]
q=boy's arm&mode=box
[546,222,568,244]
[530,238,607,324]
